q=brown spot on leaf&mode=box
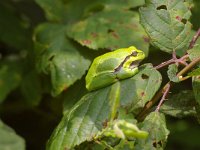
[143,36,150,43]
[141,91,145,97]
[107,29,119,39]
[176,16,187,24]
[82,40,92,45]
[112,32,119,39]
[176,16,182,21]
[91,32,98,38]
[155,79,161,83]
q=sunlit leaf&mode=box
[47,64,161,149]
[35,0,145,22]
[135,112,170,150]
[140,0,192,53]
[120,64,162,115]
[67,10,149,55]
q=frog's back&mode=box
[92,48,133,71]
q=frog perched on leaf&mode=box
[86,46,145,91]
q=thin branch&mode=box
[154,59,174,70]
[136,82,170,121]
[154,27,200,70]
[177,57,200,76]
[137,28,200,121]
[155,84,170,112]
[137,56,200,121]
[154,53,189,70]
[188,28,200,49]
[179,76,191,82]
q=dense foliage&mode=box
[0,0,200,150]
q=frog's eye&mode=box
[132,51,138,56]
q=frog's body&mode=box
[86,46,145,91]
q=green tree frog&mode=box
[85,46,145,91]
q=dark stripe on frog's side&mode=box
[114,51,139,72]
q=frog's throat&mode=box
[114,52,142,72]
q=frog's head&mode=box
[123,46,145,70]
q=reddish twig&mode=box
[154,59,174,70]
[137,28,200,121]
[155,83,170,112]
[188,28,200,49]
[138,56,200,121]
[154,27,200,70]
[154,52,189,70]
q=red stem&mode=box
[188,28,200,49]
[155,83,171,112]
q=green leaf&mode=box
[114,140,135,150]
[188,68,200,76]
[135,112,170,150]
[109,82,120,121]
[139,0,192,53]
[167,64,179,82]
[120,64,162,115]
[35,0,145,22]
[67,10,149,55]
[160,90,196,118]
[47,87,112,150]
[106,0,145,9]
[20,71,42,106]
[34,23,91,96]
[0,58,22,103]
[0,120,25,150]
[192,76,200,105]
[0,2,31,50]
[188,44,200,67]
[47,64,161,149]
